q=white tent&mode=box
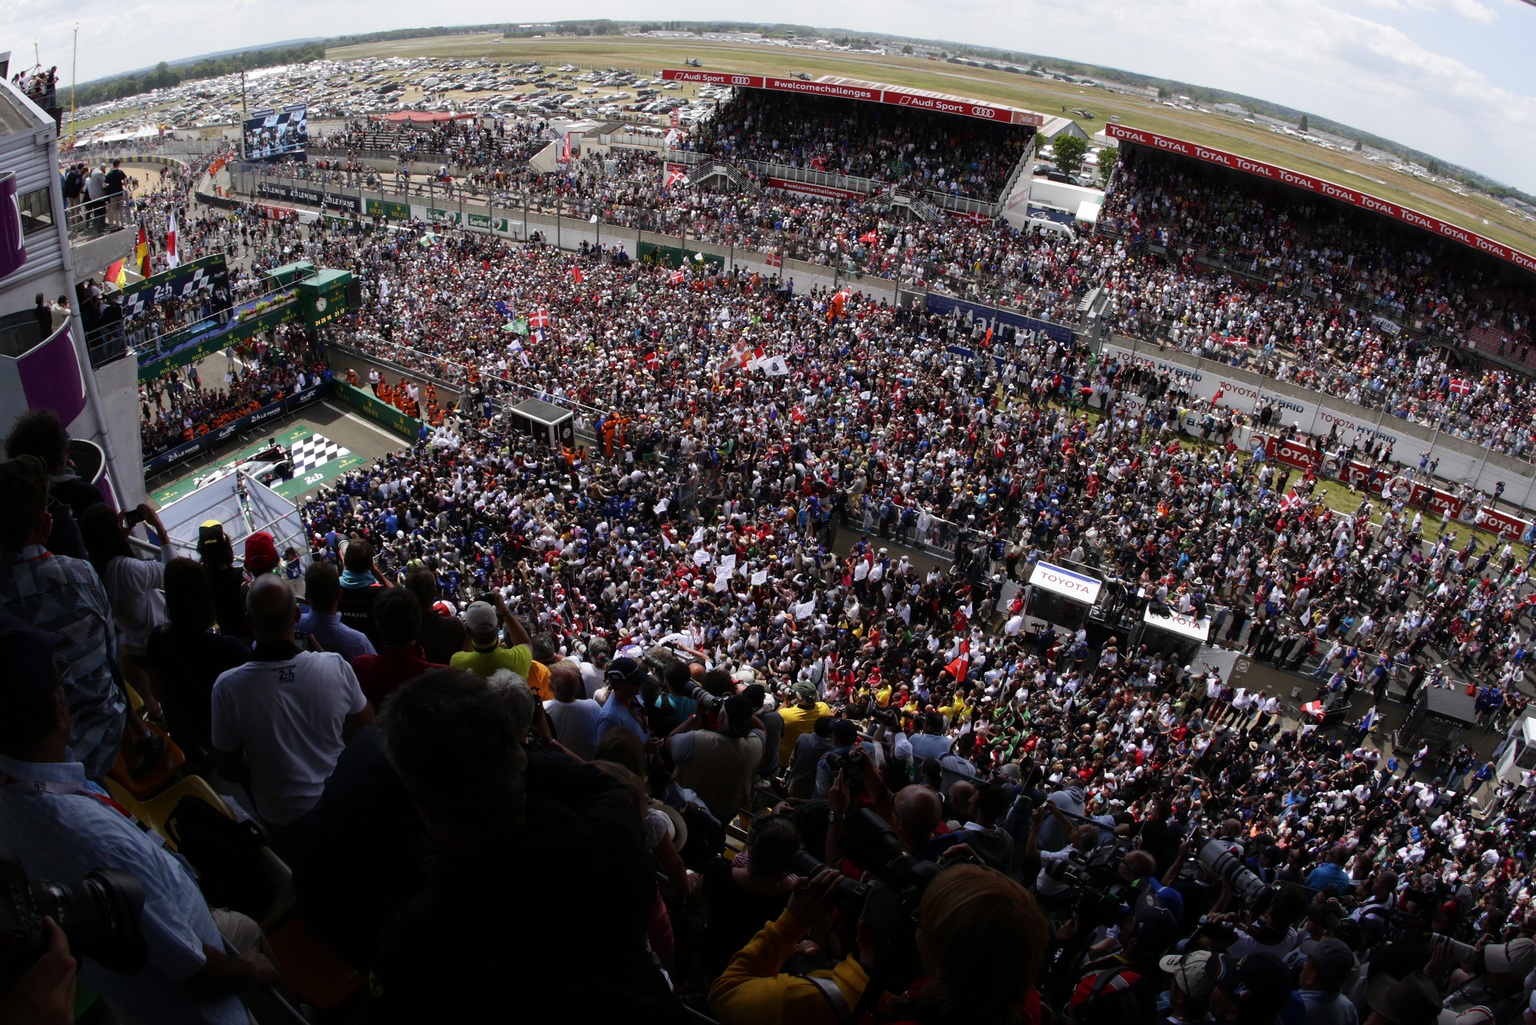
[157,469,308,570]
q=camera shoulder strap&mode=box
[800,973,853,1022]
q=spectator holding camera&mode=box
[0,613,278,1025]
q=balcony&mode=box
[66,200,134,281]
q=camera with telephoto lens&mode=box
[789,807,943,989]
[0,841,148,984]
[1196,839,1269,905]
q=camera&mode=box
[1044,840,1136,924]
[1195,839,1269,905]
[123,509,146,528]
[788,807,941,988]
[0,842,147,983]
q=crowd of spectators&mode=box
[7,119,1536,1025]
[7,296,1536,1021]
[139,327,327,456]
[684,90,1031,202]
[242,134,1536,462]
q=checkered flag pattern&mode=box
[286,435,348,480]
[120,261,220,319]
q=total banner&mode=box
[1103,123,1536,276]
[143,382,328,476]
[1252,433,1532,540]
[658,69,1042,126]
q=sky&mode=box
[6,0,1535,192]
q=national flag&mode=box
[134,223,150,277]
[1358,706,1379,733]
[665,165,685,188]
[105,258,126,289]
[560,134,572,162]
[528,309,551,331]
[766,250,782,269]
[1280,490,1302,512]
[530,326,548,345]
[571,266,584,285]
[493,300,512,319]
[1211,386,1224,406]
[669,270,686,285]
[859,230,878,244]
[165,211,179,268]
[1449,378,1471,396]
[760,355,790,377]
[509,316,529,336]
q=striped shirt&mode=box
[0,544,125,779]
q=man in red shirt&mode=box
[352,588,443,706]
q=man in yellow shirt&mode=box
[709,869,881,1025]
[776,682,831,766]
[449,597,548,701]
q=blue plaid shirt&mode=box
[0,544,126,779]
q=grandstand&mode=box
[1102,123,1536,371]
[660,68,1071,224]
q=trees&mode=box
[1097,145,1118,187]
[1052,134,1089,177]
[1298,114,1309,134]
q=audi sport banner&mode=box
[1104,124,1536,277]
[659,69,1043,126]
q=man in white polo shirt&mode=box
[212,576,373,850]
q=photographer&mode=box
[711,864,1050,1025]
[0,614,278,1025]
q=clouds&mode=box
[9,0,1533,190]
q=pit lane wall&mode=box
[228,170,898,302]
[144,382,328,478]
[1096,338,1536,519]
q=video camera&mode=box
[1043,840,1137,924]
[0,842,147,984]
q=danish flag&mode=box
[1449,378,1471,396]
[528,309,551,331]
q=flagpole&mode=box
[69,23,77,146]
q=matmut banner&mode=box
[659,69,1039,125]
[1104,124,1536,276]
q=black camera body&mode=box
[1045,841,1136,924]
[0,842,147,984]
[790,806,942,989]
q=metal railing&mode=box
[64,196,130,241]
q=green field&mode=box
[326,34,1536,256]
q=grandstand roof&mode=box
[1106,123,1536,277]
[659,68,1071,134]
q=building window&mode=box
[18,187,53,236]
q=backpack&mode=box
[164,796,275,918]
